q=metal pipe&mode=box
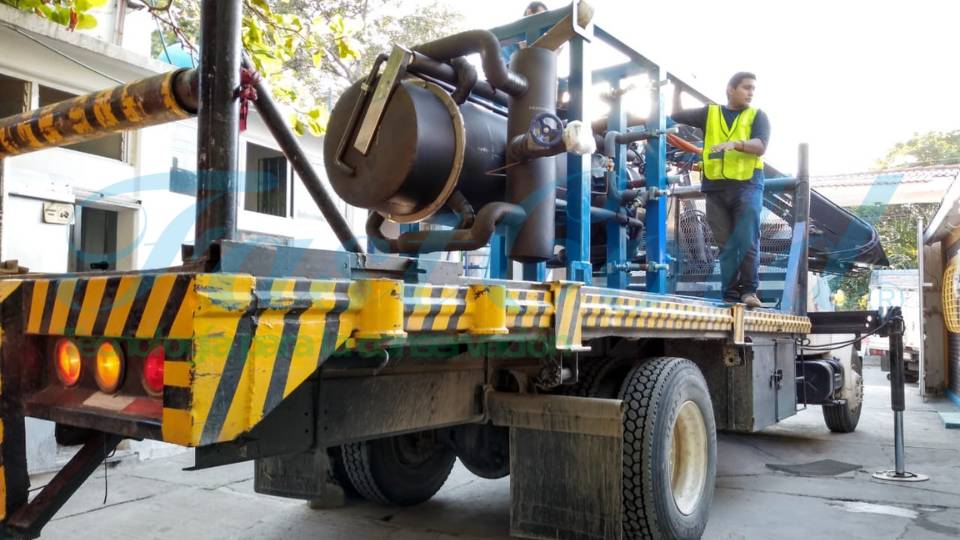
[413,30,528,96]
[507,46,557,262]
[449,57,478,105]
[367,202,525,253]
[0,69,197,159]
[796,144,811,316]
[194,0,242,260]
[671,177,800,199]
[407,52,509,106]
[555,199,644,227]
[894,411,906,475]
[241,57,363,254]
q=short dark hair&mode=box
[524,2,548,15]
[727,72,756,89]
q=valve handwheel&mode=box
[529,112,564,147]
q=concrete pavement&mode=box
[36,362,960,539]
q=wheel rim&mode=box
[669,400,708,516]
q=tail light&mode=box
[142,346,164,395]
[55,338,82,386]
[94,341,124,393]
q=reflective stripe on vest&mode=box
[702,104,763,181]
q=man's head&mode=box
[524,1,548,16]
[726,72,756,110]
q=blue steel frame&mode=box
[489,14,705,293]
[401,9,804,304]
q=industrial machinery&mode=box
[0,2,899,539]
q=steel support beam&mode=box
[605,79,629,290]
[2,432,122,539]
[194,0,242,261]
[644,66,668,293]
[564,36,593,283]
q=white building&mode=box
[0,2,364,472]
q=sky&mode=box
[438,0,960,176]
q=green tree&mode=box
[875,130,960,169]
[147,0,462,134]
[1,0,107,30]
[831,203,938,309]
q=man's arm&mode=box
[669,106,707,130]
[711,110,770,155]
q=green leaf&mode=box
[307,120,324,137]
[312,51,323,68]
[76,12,97,30]
[250,0,270,12]
[291,117,305,136]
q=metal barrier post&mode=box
[873,306,928,482]
[194,0,242,260]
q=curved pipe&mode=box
[449,57,478,105]
[446,190,476,229]
[367,202,526,254]
[413,30,528,96]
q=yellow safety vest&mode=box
[703,104,763,181]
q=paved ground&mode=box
[35,361,960,539]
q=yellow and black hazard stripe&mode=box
[163,276,362,446]
[404,285,470,332]
[580,292,733,333]
[551,282,584,350]
[505,289,552,329]
[744,311,811,334]
[21,274,195,339]
[0,69,194,159]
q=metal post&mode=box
[564,36,592,284]
[605,79,628,290]
[643,66,667,293]
[194,0,242,261]
[489,233,510,279]
[873,307,928,482]
[796,144,810,315]
[917,217,926,400]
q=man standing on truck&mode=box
[671,72,770,308]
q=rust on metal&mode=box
[0,69,198,159]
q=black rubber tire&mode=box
[822,352,864,433]
[341,430,456,506]
[326,446,360,498]
[451,423,511,479]
[619,357,717,540]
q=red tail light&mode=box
[143,346,164,395]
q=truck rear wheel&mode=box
[619,357,717,540]
[822,351,864,433]
[341,429,456,506]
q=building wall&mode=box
[0,20,360,472]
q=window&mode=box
[0,73,29,117]
[244,142,290,217]
[39,85,125,161]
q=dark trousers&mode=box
[705,186,762,301]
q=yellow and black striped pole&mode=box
[0,69,197,159]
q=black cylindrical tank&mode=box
[506,47,557,262]
[323,78,507,223]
